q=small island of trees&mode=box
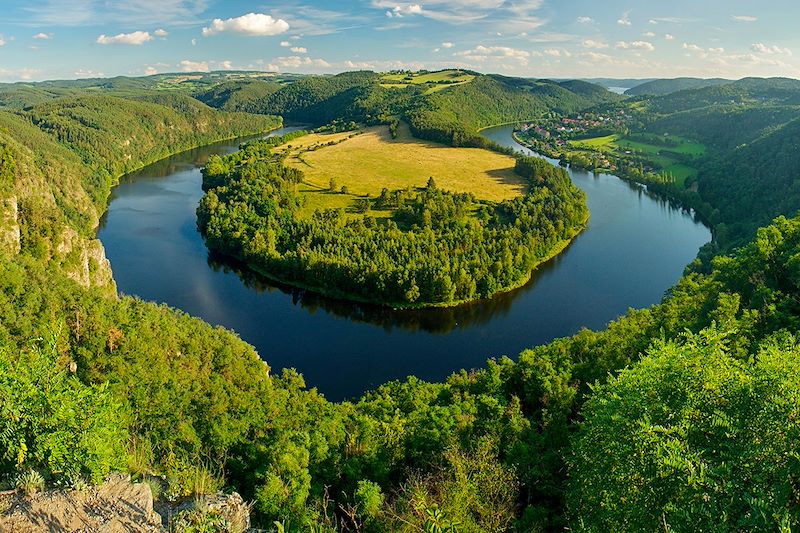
[196,132,588,308]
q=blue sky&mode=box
[0,0,798,82]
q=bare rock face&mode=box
[55,227,116,293]
[0,474,163,533]
[160,492,252,533]
[0,196,21,256]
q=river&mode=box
[97,125,711,401]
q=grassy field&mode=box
[569,133,705,186]
[276,123,525,217]
[380,70,476,94]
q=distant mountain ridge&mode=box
[625,77,733,96]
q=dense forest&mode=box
[2,71,800,532]
[624,77,731,96]
[197,135,588,307]
[197,70,622,151]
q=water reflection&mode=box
[206,246,574,334]
[98,124,711,401]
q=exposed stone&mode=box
[55,227,116,293]
[0,474,163,532]
[0,196,21,256]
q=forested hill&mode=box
[632,77,800,242]
[624,77,731,96]
[0,92,281,286]
[197,70,622,145]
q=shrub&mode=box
[0,334,130,483]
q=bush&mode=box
[0,334,129,484]
[569,328,800,531]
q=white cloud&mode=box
[442,42,454,48]
[732,15,757,23]
[682,43,704,53]
[577,16,593,24]
[643,31,655,38]
[0,67,39,81]
[290,46,307,53]
[455,45,531,64]
[751,43,792,55]
[546,48,571,58]
[371,0,544,31]
[144,66,159,75]
[0,36,5,47]
[582,39,609,49]
[385,4,423,18]
[33,32,52,40]
[191,38,197,46]
[179,59,210,72]
[617,11,632,26]
[202,13,290,37]
[273,56,331,69]
[154,28,168,38]
[665,34,675,41]
[280,41,291,47]
[74,69,105,78]
[616,40,655,51]
[96,31,153,45]
[343,60,377,69]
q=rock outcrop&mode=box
[0,474,162,532]
[0,196,20,257]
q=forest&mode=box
[1,70,800,532]
[196,135,587,307]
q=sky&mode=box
[0,0,798,82]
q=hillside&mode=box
[625,77,731,96]
[2,69,800,531]
[196,70,622,148]
[0,92,281,287]
[194,79,282,111]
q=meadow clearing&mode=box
[275,123,526,217]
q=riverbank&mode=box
[204,211,589,311]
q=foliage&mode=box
[14,469,45,495]
[569,328,800,531]
[0,335,129,484]
[197,141,587,307]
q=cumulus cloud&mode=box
[455,45,531,64]
[179,59,210,72]
[582,39,609,49]
[544,48,571,58]
[74,69,105,78]
[617,11,632,26]
[0,36,5,47]
[643,31,655,38]
[752,43,792,55]
[202,13,290,37]
[280,41,291,47]
[154,29,168,38]
[33,32,52,40]
[274,55,331,69]
[732,15,757,22]
[665,34,675,41]
[616,40,654,51]
[385,4,422,18]
[96,31,153,45]
[290,46,307,53]
[577,16,593,24]
[441,42,454,48]
[144,66,159,75]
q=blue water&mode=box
[98,125,711,401]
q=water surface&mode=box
[98,125,710,401]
